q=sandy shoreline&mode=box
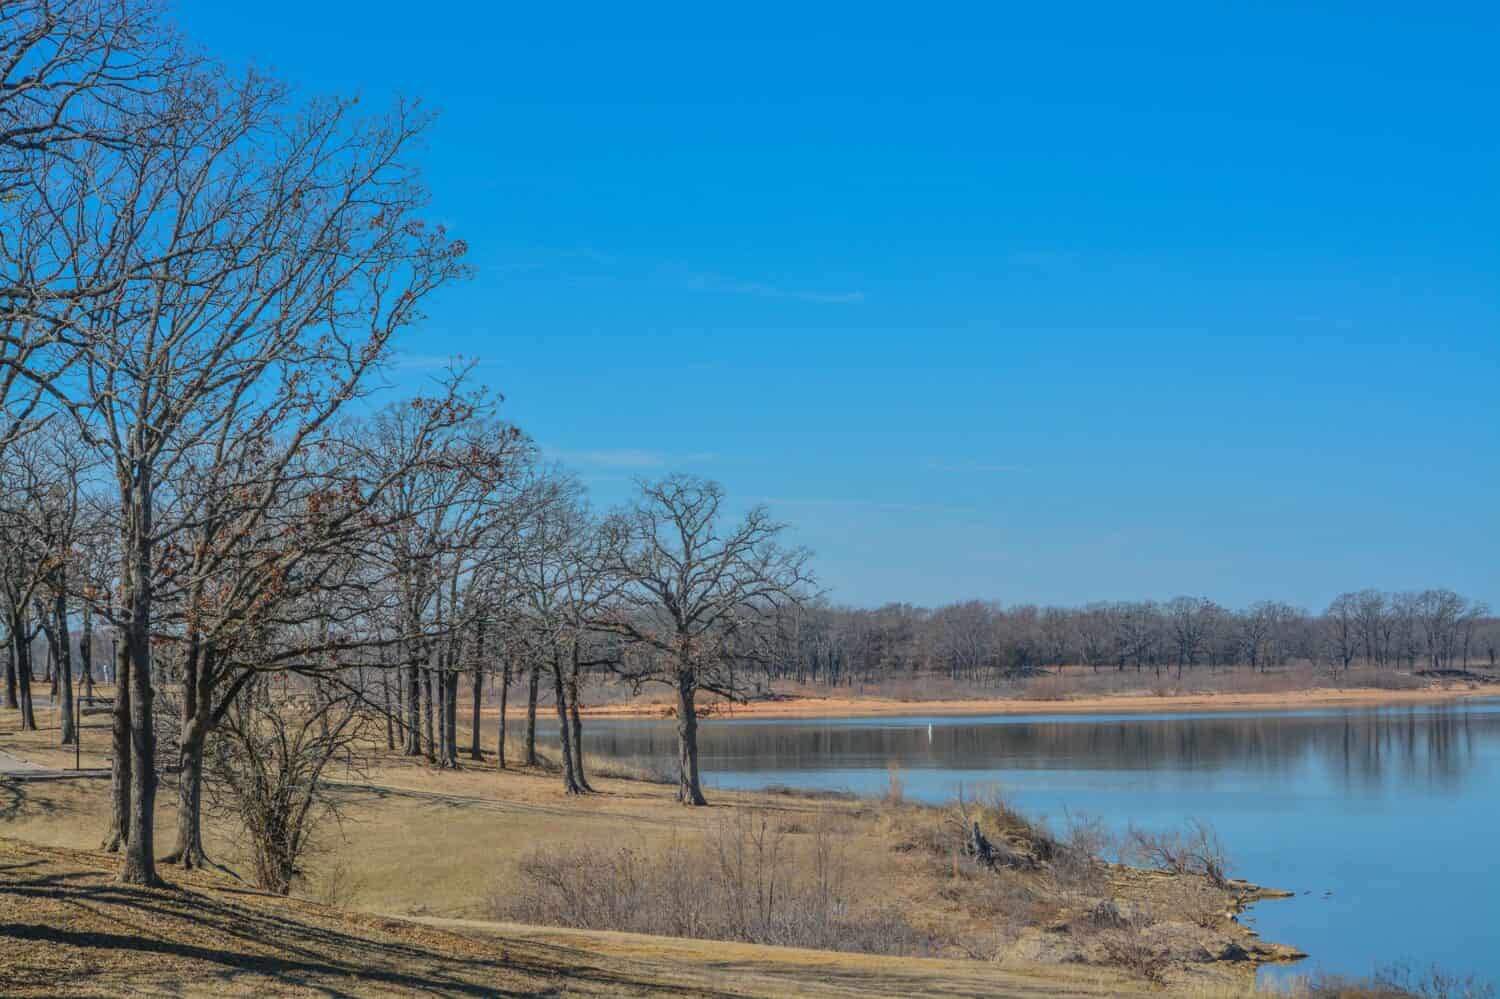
[581,683,1496,721]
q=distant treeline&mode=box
[767,590,1497,686]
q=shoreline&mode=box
[582,683,1496,722]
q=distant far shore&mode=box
[581,680,1496,722]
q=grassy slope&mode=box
[1,706,1290,996]
[0,837,1149,998]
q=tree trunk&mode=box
[433,662,446,762]
[12,609,37,731]
[103,642,131,852]
[496,658,509,769]
[54,591,75,745]
[164,639,210,869]
[120,466,162,887]
[403,662,422,755]
[524,664,539,766]
[674,671,706,806]
[382,671,395,750]
[445,669,460,767]
[166,722,207,868]
[422,666,436,761]
[469,665,483,761]
[79,602,94,698]
[120,610,159,885]
[551,655,580,794]
[567,647,592,791]
[4,638,15,709]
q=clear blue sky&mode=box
[179,1,1498,611]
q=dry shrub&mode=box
[207,679,368,895]
[1052,811,1111,891]
[1290,964,1496,999]
[1126,818,1230,887]
[1100,923,1173,985]
[490,809,934,956]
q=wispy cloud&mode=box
[391,352,461,372]
[675,270,865,305]
[547,447,717,469]
[479,247,866,305]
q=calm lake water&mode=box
[562,699,1500,985]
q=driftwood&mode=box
[969,821,996,868]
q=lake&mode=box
[564,699,1500,985]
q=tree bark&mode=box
[567,645,592,791]
[11,608,37,731]
[103,642,131,853]
[674,670,706,805]
[444,668,459,767]
[382,671,395,750]
[4,638,15,709]
[496,658,509,769]
[53,591,75,745]
[166,722,207,868]
[524,664,539,766]
[164,640,210,868]
[468,617,485,761]
[422,666,436,761]
[79,602,94,698]
[119,467,162,887]
[551,654,580,793]
[403,662,421,755]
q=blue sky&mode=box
[179,2,1498,610]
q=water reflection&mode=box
[576,703,1496,792]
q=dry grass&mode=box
[0,698,1305,993]
[0,836,1157,998]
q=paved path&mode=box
[0,750,43,775]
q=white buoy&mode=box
[928,723,933,743]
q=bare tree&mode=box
[603,475,811,805]
[50,55,468,883]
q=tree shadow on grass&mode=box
[0,778,72,822]
[0,857,736,998]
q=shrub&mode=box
[1290,964,1496,999]
[1126,818,1230,887]
[1100,923,1172,985]
[489,809,935,956]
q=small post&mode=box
[74,676,81,771]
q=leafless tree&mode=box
[602,475,812,805]
[45,50,468,883]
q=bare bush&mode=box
[1100,925,1173,985]
[1126,818,1230,887]
[1294,964,1497,999]
[489,810,934,956]
[206,678,369,895]
[1052,811,1112,892]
